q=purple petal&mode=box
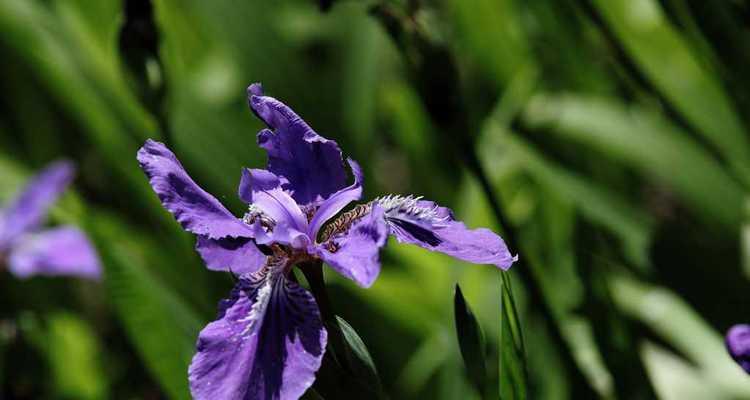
[0,161,74,248]
[7,226,101,280]
[251,220,311,250]
[313,205,387,288]
[382,198,516,269]
[248,83,347,206]
[137,140,253,239]
[308,159,363,239]
[195,236,266,275]
[238,168,307,233]
[189,265,327,400]
[726,324,750,374]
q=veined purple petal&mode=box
[0,161,74,248]
[726,324,750,374]
[137,140,253,239]
[379,197,516,269]
[308,159,363,239]
[189,264,327,400]
[238,168,307,233]
[248,83,347,206]
[7,226,101,280]
[314,205,387,288]
[196,236,266,275]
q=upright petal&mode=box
[189,263,327,400]
[238,168,307,232]
[378,197,516,269]
[0,161,74,248]
[313,205,387,288]
[137,140,253,239]
[308,159,363,239]
[7,226,101,280]
[726,324,750,374]
[248,83,346,205]
[195,236,267,275]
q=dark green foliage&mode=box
[454,284,488,398]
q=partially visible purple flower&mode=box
[137,82,515,400]
[0,161,101,280]
[726,324,750,374]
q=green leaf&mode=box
[611,273,750,398]
[90,212,202,400]
[453,284,488,397]
[523,94,744,229]
[499,271,528,400]
[589,0,750,185]
[335,316,384,399]
[43,312,109,400]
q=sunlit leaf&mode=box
[43,312,108,400]
[523,94,744,229]
[589,0,750,185]
[499,271,528,400]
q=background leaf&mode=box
[499,272,528,400]
[454,284,488,398]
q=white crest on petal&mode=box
[375,195,449,226]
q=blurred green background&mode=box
[0,0,749,398]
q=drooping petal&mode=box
[248,83,347,205]
[0,161,74,248]
[308,158,363,239]
[137,140,253,239]
[238,168,307,233]
[188,263,327,400]
[7,226,101,280]
[195,236,266,275]
[314,205,387,288]
[726,324,750,374]
[379,197,516,269]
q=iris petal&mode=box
[314,205,388,288]
[8,226,101,280]
[0,161,74,248]
[726,324,750,374]
[383,199,516,269]
[137,140,253,239]
[308,158,363,239]
[196,236,267,275]
[248,83,347,206]
[188,264,327,400]
[238,168,307,233]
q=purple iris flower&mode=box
[137,83,515,400]
[726,324,750,374]
[0,161,101,280]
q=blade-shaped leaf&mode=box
[336,316,384,399]
[499,271,528,400]
[589,0,750,185]
[90,212,202,400]
[523,94,744,229]
[454,284,488,397]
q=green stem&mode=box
[300,261,348,368]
